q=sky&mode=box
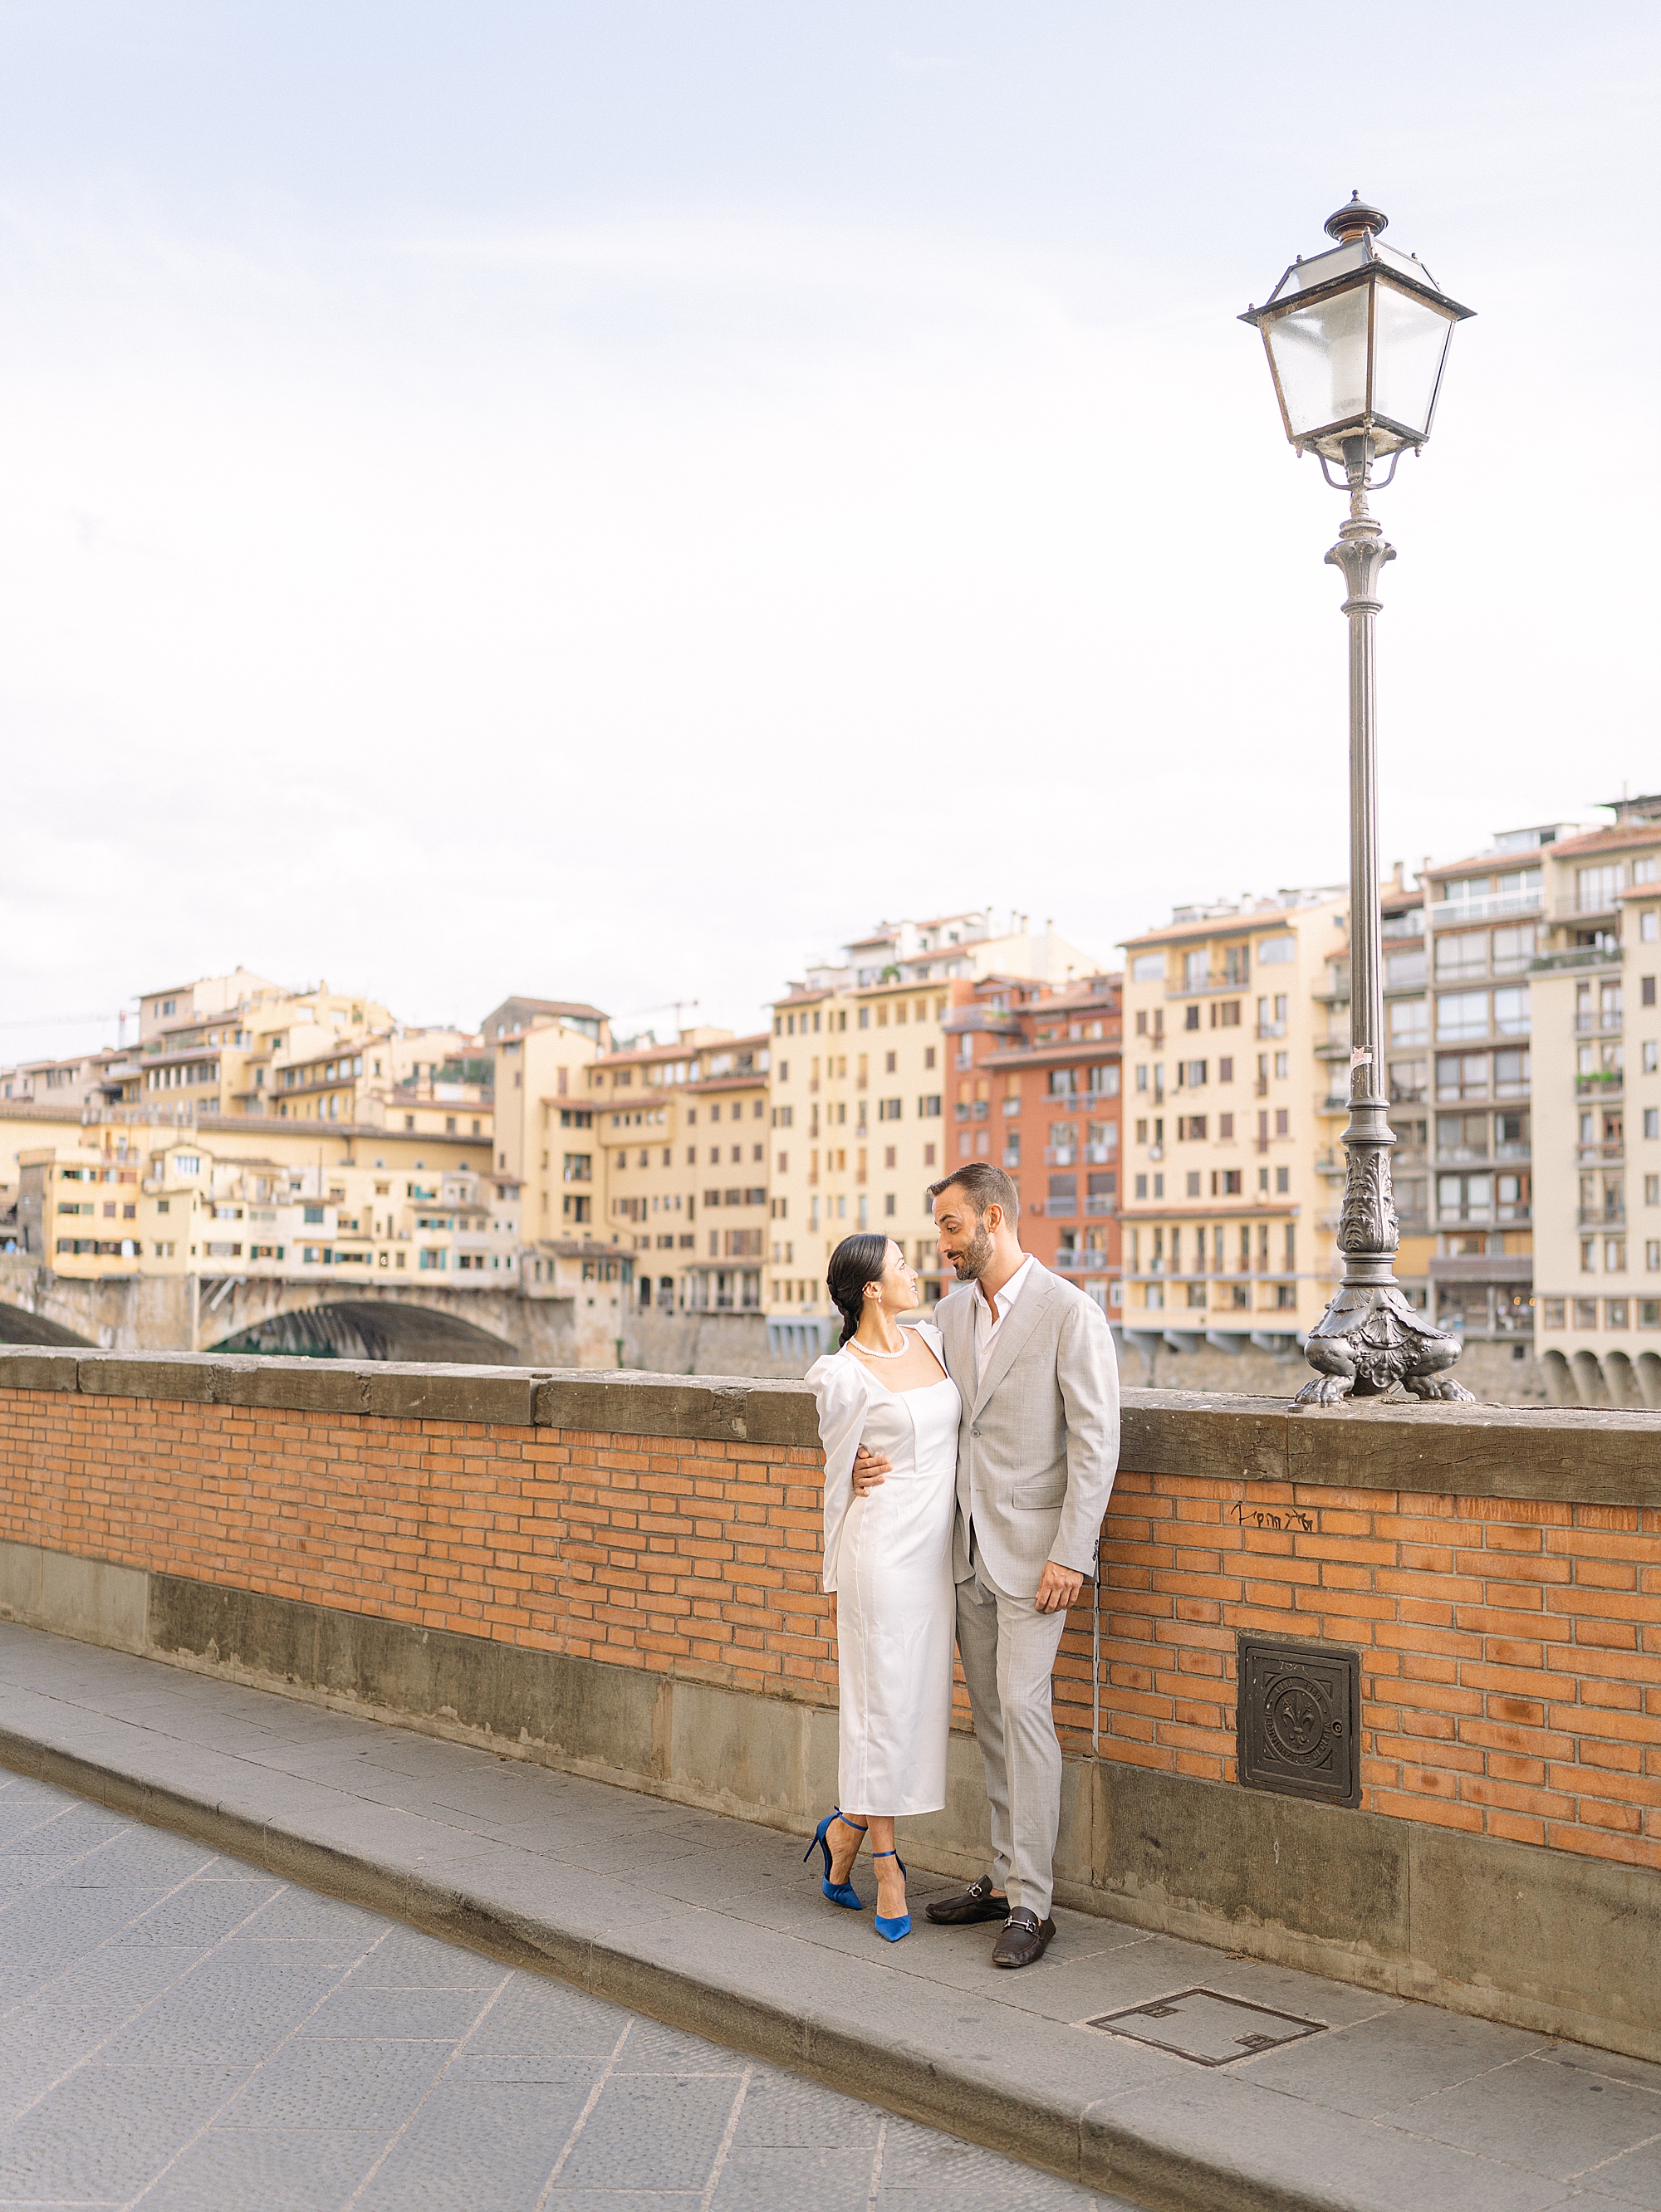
[1,0,1657,1063]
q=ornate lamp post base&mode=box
[1296,1285,1469,1404]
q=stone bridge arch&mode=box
[0,1302,95,1348]
[207,1299,523,1365]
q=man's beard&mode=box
[949,1223,994,1281]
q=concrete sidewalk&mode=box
[0,1622,1656,2212]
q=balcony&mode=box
[1084,1195,1117,1216]
[1575,1074,1624,1099]
[1531,946,1623,979]
[1576,1143,1624,1165]
[1082,1143,1115,1165]
[1428,888,1542,925]
[1578,1208,1626,1229]
[1257,1021,1287,1040]
[1046,1146,1077,1166]
[1574,1015,1623,1035]
[1315,1040,1350,1060]
[1055,1246,1109,1273]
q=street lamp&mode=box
[1242,194,1476,1405]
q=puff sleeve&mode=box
[806,1350,868,1593]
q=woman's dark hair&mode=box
[826,1232,891,1348]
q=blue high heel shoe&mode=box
[803,1808,866,1910]
[872,1849,910,1942]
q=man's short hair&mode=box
[926,1162,1019,1226]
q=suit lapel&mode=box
[938,1290,974,1393]
[971,1265,1055,1415]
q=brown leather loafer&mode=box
[924,1874,1009,1926]
[992,1909,1056,1968]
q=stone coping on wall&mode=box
[1,1343,1657,1504]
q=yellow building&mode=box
[17,1124,514,1286]
[1526,796,1661,1400]
[764,911,1100,1358]
[586,1030,771,1316]
[488,1001,611,1246]
[1119,891,1348,1349]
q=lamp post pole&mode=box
[1296,442,1471,1405]
[1242,193,1476,1402]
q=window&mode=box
[1607,1299,1629,1329]
[1385,947,1428,990]
[1213,1000,1241,1029]
[1491,925,1536,975]
[1213,1169,1242,1196]
[1574,1297,1599,1329]
[1276,1166,1290,1193]
[1178,1115,1207,1141]
[1274,1052,1289,1080]
[1437,991,1489,1041]
[1134,1173,1148,1200]
[1649,1241,1661,1272]
[877,1098,903,1121]
[1493,1048,1530,1098]
[1541,1298,1565,1330]
[1183,1060,1207,1088]
[1274,1108,1289,1137]
[1183,950,1208,991]
[1258,936,1295,965]
[1218,1058,1233,1084]
[1435,933,1487,979]
[1048,1175,1076,1216]
[916,1094,941,1118]
[1644,977,1659,1008]
[1577,863,1622,913]
[1389,1001,1429,1046]
[1493,987,1531,1037]
[1132,954,1164,983]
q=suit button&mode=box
[971,1427,981,1437]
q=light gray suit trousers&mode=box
[937,1266,1120,1920]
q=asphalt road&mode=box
[0,1773,1120,2210]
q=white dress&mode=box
[807,1322,961,1818]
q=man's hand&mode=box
[1034,1560,1085,1615]
[852,1445,891,1496]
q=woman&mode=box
[803,1233,959,1942]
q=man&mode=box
[853,1162,1119,1967]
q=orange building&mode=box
[941,971,1122,1315]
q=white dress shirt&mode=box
[973,1254,1037,1383]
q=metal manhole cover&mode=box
[1085,1987,1325,2066]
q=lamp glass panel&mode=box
[1370,280,1456,440]
[1265,282,1369,442]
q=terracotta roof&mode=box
[1546,822,1661,862]
[1121,898,1342,952]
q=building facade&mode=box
[586,1030,771,1317]
[764,912,1102,1358]
[1528,796,1661,1401]
[1119,891,1348,1352]
[943,972,1122,1313]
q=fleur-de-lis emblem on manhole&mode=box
[1265,1676,1326,1763]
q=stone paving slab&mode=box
[1,1620,1659,2211]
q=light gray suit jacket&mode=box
[936,1264,1120,1601]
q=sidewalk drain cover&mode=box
[1085,1987,1325,2066]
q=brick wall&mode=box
[1,1357,1656,1875]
